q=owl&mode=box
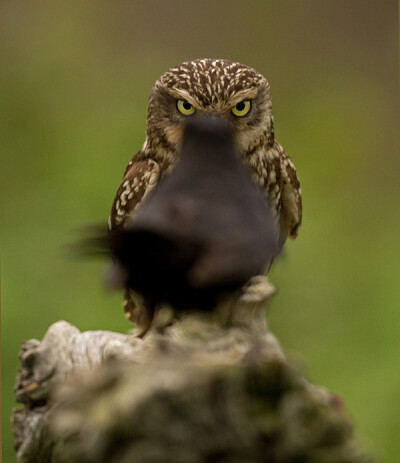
[109,58,302,327]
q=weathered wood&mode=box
[13,282,372,462]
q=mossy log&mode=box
[13,290,372,462]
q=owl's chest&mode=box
[157,147,283,217]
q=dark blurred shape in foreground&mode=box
[109,115,279,313]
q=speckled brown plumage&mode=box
[109,58,302,326]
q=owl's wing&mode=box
[109,154,161,231]
[109,154,162,328]
[277,143,302,240]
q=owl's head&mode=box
[146,59,274,156]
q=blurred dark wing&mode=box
[67,224,110,259]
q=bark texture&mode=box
[13,288,372,463]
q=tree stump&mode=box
[13,283,372,462]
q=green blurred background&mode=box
[1,1,399,461]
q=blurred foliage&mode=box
[1,1,399,461]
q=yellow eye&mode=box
[177,99,196,116]
[231,100,251,117]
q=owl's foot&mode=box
[123,290,153,337]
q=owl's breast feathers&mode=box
[110,140,302,248]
